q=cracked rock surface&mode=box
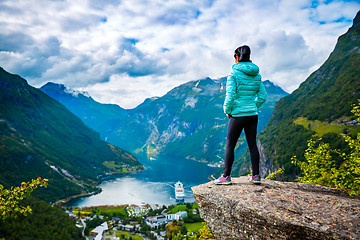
[192,177,360,240]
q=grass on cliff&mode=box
[294,117,360,136]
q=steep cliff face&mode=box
[192,177,360,240]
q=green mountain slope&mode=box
[40,82,127,140]
[0,67,143,202]
[0,196,84,240]
[256,11,360,178]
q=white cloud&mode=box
[84,73,184,109]
[0,0,359,108]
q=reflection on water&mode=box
[69,178,175,206]
[67,156,219,207]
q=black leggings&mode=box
[224,115,260,177]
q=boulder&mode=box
[192,177,360,239]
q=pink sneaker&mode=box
[214,175,232,185]
[249,175,261,185]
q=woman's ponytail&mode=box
[234,45,251,62]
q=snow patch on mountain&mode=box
[192,87,202,93]
[184,97,197,108]
[64,85,90,98]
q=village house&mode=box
[145,215,168,228]
[167,211,187,221]
[343,120,359,125]
[118,224,134,232]
[65,210,77,220]
[145,211,188,227]
[91,222,109,240]
[151,230,165,240]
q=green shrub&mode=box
[292,100,360,197]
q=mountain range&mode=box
[0,67,143,202]
[41,78,288,166]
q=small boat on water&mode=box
[175,181,185,201]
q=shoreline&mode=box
[55,188,102,207]
[56,170,142,208]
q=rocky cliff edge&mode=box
[192,177,359,240]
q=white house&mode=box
[145,215,167,228]
[166,211,187,221]
[174,211,187,220]
[151,230,165,240]
[118,224,134,232]
[145,211,188,227]
[125,224,134,231]
[91,222,108,240]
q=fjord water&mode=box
[67,156,218,207]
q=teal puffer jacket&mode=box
[223,62,267,117]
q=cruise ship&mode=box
[175,181,185,201]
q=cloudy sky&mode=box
[0,0,359,108]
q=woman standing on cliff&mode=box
[214,45,267,185]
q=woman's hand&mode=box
[226,114,231,119]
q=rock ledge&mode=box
[192,177,360,240]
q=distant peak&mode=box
[41,82,90,98]
[144,96,159,103]
[64,86,90,98]
[262,80,289,95]
[42,82,66,89]
[353,10,360,28]
[263,80,272,84]
[263,79,278,87]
